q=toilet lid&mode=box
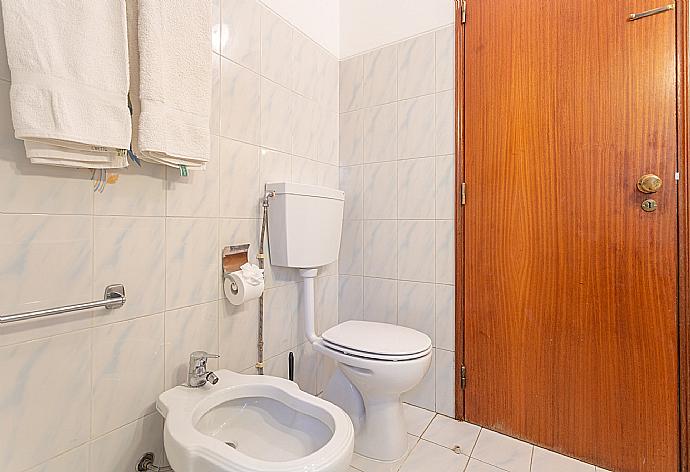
[322,321,432,357]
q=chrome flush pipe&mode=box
[256,190,275,375]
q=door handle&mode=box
[637,174,663,194]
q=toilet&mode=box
[266,182,433,468]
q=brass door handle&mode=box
[637,174,663,194]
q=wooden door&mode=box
[463,1,679,471]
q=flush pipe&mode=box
[299,268,320,344]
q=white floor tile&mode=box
[531,447,595,472]
[464,458,506,472]
[350,434,418,472]
[403,403,435,436]
[595,468,613,472]
[471,429,533,472]
[421,415,481,456]
[399,439,469,472]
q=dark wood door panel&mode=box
[463,1,679,470]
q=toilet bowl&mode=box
[157,370,354,472]
[315,321,432,464]
[264,182,433,466]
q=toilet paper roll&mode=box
[224,271,264,306]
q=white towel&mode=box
[1,0,131,169]
[134,0,212,169]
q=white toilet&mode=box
[266,182,433,468]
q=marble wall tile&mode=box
[436,89,455,156]
[219,138,261,218]
[210,54,221,135]
[317,108,339,165]
[263,284,299,357]
[221,0,261,71]
[435,348,455,417]
[398,32,435,100]
[93,163,166,217]
[436,26,455,92]
[363,102,397,163]
[0,331,91,472]
[364,277,398,324]
[166,218,219,310]
[164,302,220,389]
[294,341,318,395]
[93,216,165,326]
[338,275,363,322]
[292,156,319,185]
[212,0,221,53]
[292,94,318,159]
[435,155,455,220]
[363,220,398,279]
[91,314,164,437]
[398,281,435,344]
[398,95,436,159]
[364,44,398,107]
[261,78,293,153]
[363,161,397,219]
[339,164,363,220]
[435,284,455,352]
[220,58,260,144]
[26,445,90,472]
[0,215,92,347]
[292,31,318,99]
[316,276,339,332]
[340,56,363,112]
[219,299,259,372]
[339,110,364,166]
[166,136,220,217]
[398,220,435,283]
[260,7,293,88]
[339,220,364,276]
[89,413,165,472]
[435,220,455,285]
[398,157,435,219]
[317,51,340,113]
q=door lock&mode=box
[641,199,658,212]
[637,174,662,194]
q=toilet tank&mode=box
[266,182,345,269]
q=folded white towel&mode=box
[1,0,131,169]
[134,0,212,169]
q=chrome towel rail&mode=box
[0,284,126,324]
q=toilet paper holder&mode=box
[222,244,250,294]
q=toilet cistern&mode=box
[187,351,220,387]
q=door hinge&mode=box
[461,182,467,205]
[460,365,467,389]
[461,0,467,24]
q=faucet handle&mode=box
[190,350,220,361]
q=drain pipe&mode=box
[256,190,275,375]
[136,453,172,472]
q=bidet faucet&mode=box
[187,351,220,388]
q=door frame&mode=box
[453,1,690,470]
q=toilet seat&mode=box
[322,321,432,361]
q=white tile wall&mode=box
[0,1,339,470]
[338,24,456,416]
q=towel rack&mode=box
[0,284,126,324]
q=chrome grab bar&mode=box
[0,284,126,324]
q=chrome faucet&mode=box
[187,351,220,388]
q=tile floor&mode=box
[349,404,612,472]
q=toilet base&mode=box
[322,368,408,463]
